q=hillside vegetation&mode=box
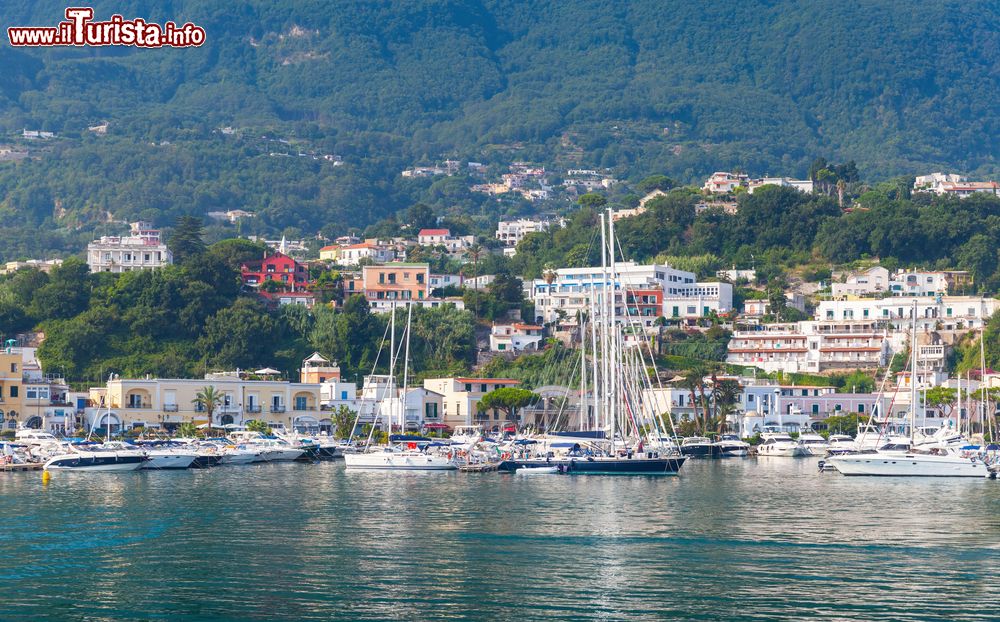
[0,0,997,256]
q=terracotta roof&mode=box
[418,228,450,237]
[320,245,337,252]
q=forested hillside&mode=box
[0,0,998,255]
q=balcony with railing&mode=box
[270,405,286,414]
[163,404,179,412]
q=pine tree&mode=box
[169,216,206,264]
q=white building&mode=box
[429,274,464,290]
[86,222,172,273]
[702,172,749,194]
[489,323,544,352]
[716,267,756,282]
[496,218,558,247]
[831,266,891,298]
[663,282,734,320]
[322,242,396,266]
[742,293,807,317]
[914,173,1000,197]
[531,263,731,328]
[814,295,999,332]
[747,177,814,194]
[416,229,475,253]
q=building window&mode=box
[9,386,17,398]
[10,363,16,373]
[481,384,487,393]
[295,396,308,410]
[425,403,438,419]
[465,383,472,392]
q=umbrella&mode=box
[255,367,281,375]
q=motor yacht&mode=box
[828,445,987,477]
[797,432,830,456]
[756,432,807,457]
[44,443,147,472]
[826,434,857,456]
[714,434,750,457]
[679,436,720,458]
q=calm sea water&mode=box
[2,458,999,621]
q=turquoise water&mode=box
[3,458,1000,621]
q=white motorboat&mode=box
[714,434,750,457]
[826,434,857,455]
[797,432,830,456]
[756,432,807,457]
[220,444,262,464]
[828,446,987,477]
[344,446,457,470]
[229,432,305,462]
[44,444,147,472]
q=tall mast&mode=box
[599,212,610,434]
[910,300,917,444]
[388,301,396,436]
[401,302,412,435]
[579,312,587,432]
[607,208,618,443]
[588,274,600,430]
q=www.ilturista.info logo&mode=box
[7,7,205,47]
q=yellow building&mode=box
[87,371,323,433]
[0,349,24,430]
[422,377,520,429]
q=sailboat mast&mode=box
[401,302,412,435]
[910,301,917,444]
[607,209,618,443]
[579,314,587,432]
[599,212,610,435]
[588,277,600,430]
[388,301,396,436]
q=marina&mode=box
[3,458,999,621]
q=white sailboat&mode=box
[345,302,457,471]
[829,302,986,477]
[499,209,686,475]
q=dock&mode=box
[1,462,44,472]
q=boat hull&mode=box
[829,453,986,477]
[680,445,721,458]
[499,455,686,475]
[142,453,198,470]
[44,454,146,472]
[344,452,456,470]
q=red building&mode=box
[241,251,312,290]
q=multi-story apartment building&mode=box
[0,345,84,434]
[814,295,999,332]
[86,221,172,273]
[531,263,731,328]
[87,370,322,433]
[422,377,521,428]
[726,320,892,373]
[344,263,430,312]
[833,267,973,298]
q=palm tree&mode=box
[192,386,223,432]
[712,379,743,433]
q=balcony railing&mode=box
[246,405,262,414]
[270,406,286,413]
[163,404,179,412]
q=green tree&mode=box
[246,419,270,435]
[169,216,206,264]
[925,386,957,421]
[197,298,279,370]
[477,387,540,427]
[176,422,199,438]
[333,405,357,439]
